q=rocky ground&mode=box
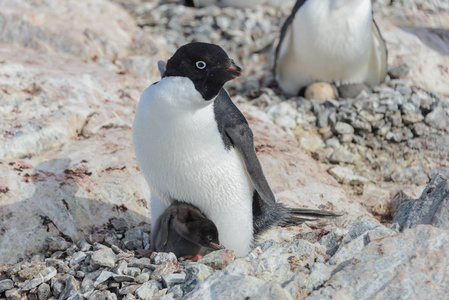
[1,0,449,299]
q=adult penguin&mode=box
[275,0,388,98]
[133,42,339,257]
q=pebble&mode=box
[197,249,236,270]
[329,148,355,164]
[182,264,214,294]
[58,275,80,300]
[21,267,57,291]
[5,288,21,300]
[91,248,117,268]
[0,279,14,293]
[161,274,186,289]
[69,252,87,267]
[37,283,51,300]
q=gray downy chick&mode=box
[151,200,225,260]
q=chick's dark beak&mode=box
[210,242,225,250]
[226,61,243,78]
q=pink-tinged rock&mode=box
[377,18,449,95]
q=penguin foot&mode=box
[337,83,371,99]
[180,254,203,262]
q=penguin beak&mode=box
[226,61,243,78]
[210,242,225,250]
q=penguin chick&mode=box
[275,0,388,98]
[151,201,225,260]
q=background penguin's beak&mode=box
[210,242,225,250]
[226,61,243,78]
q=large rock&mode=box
[307,225,449,299]
[375,13,449,95]
[391,173,449,231]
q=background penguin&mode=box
[133,42,339,257]
[151,201,224,261]
[275,0,388,98]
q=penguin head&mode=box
[164,42,242,101]
[187,218,225,251]
[177,205,225,250]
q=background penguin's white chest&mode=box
[132,77,255,256]
[278,0,373,93]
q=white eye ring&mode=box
[196,61,206,70]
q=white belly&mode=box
[133,77,254,256]
[277,0,373,94]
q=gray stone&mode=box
[127,258,155,270]
[66,294,83,300]
[93,271,113,287]
[123,267,141,277]
[46,237,72,252]
[91,248,116,268]
[182,264,214,294]
[391,166,429,185]
[58,275,80,300]
[151,252,177,265]
[385,127,414,142]
[161,273,186,289]
[51,278,65,298]
[250,239,325,284]
[334,122,354,135]
[425,106,449,130]
[136,280,163,300]
[197,250,236,270]
[0,279,14,293]
[183,273,267,299]
[308,225,449,300]
[392,173,449,231]
[112,274,134,283]
[351,118,371,133]
[111,260,127,275]
[76,239,92,252]
[248,281,291,299]
[388,63,410,79]
[37,283,51,300]
[222,259,254,276]
[118,284,139,295]
[135,273,150,284]
[110,218,129,232]
[122,228,144,250]
[329,148,355,164]
[166,285,183,299]
[341,216,379,245]
[429,167,449,180]
[21,267,57,291]
[69,252,87,267]
[80,270,100,294]
[5,288,21,300]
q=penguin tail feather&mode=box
[279,207,342,227]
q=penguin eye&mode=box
[196,61,207,70]
[206,235,213,241]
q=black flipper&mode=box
[214,89,341,235]
[274,0,308,74]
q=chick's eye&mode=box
[196,61,206,70]
[207,235,213,241]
